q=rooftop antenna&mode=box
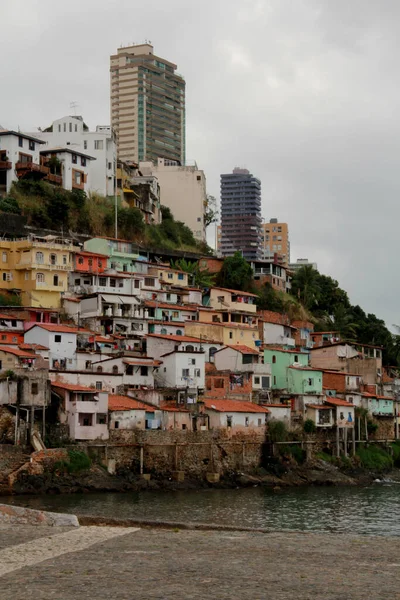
[70,101,78,116]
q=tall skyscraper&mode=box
[110,43,185,164]
[261,219,290,266]
[220,168,262,260]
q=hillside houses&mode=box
[0,233,397,447]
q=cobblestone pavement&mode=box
[1,525,400,599]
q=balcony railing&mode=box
[0,161,12,170]
[46,173,63,185]
[16,162,50,175]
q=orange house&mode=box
[73,251,107,273]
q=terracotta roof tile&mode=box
[203,398,269,413]
[109,395,155,411]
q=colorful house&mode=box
[287,366,323,395]
[264,348,309,389]
[83,237,143,273]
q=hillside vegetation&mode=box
[0,181,210,254]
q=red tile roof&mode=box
[325,398,355,407]
[123,359,162,367]
[159,403,189,412]
[52,382,97,392]
[212,287,258,297]
[108,395,155,412]
[75,251,108,258]
[146,333,202,343]
[28,323,92,334]
[261,403,290,408]
[19,343,49,351]
[203,398,269,413]
[307,404,331,410]
[0,345,37,358]
[223,345,260,355]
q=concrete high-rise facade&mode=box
[110,43,185,165]
[220,168,262,260]
[261,219,290,266]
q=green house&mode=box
[264,349,309,390]
[287,366,323,395]
[365,395,394,417]
[84,237,144,273]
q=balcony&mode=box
[240,363,271,375]
[46,173,63,186]
[16,162,50,178]
[0,161,12,170]
[16,261,71,271]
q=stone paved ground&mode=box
[1,524,400,599]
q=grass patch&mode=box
[316,451,337,464]
[54,449,91,474]
[356,445,393,470]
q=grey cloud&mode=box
[1,0,399,325]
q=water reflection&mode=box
[3,484,400,536]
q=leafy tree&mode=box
[117,207,145,239]
[204,195,218,228]
[160,205,173,221]
[256,282,285,312]
[0,195,21,214]
[216,252,254,292]
[171,258,216,289]
[320,304,358,341]
[291,265,320,309]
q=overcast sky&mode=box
[2,0,398,327]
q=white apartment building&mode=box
[24,116,117,197]
[140,158,207,241]
[0,130,46,194]
[40,148,94,193]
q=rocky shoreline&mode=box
[2,457,398,496]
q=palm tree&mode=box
[291,265,320,310]
[170,259,216,289]
[322,305,358,341]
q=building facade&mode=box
[220,168,262,260]
[24,116,117,197]
[140,158,207,241]
[261,219,290,266]
[110,43,185,165]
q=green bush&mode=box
[356,445,393,470]
[316,451,337,464]
[303,419,316,434]
[367,420,379,435]
[279,444,306,464]
[268,420,288,442]
[55,450,91,474]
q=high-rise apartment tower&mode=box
[261,219,290,266]
[220,168,262,260]
[110,43,185,164]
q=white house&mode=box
[146,333,223,363]
[108,394,157,430]
[40,147,95,193]
[24,323,91,370]
[259,319,295,347]
[214,345,271,391]
[203,398,269,433]
[24,116,117,197]
[155,349,205,400]
[0,130,46,194]
[52,381,108,441]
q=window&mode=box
[75,124,78,132]
[196,175,201,181]
[2,252,6,263]
[178,273,184,280]
[308,378,314,386]
[18,137,23,148]
[254,376,260,384]
[31,383,38,395]
[63,255,67,265]
[229,332,233,339]
[258,418,262,427]
[140,366,148,376]
[190,358,196,365]
[226,416,232,428]
[69,122,72,132]
[182,368,189,377]
[83,141,87,150]
[108,162,112,170]
[94,140,104,150]
[245,417,249,427]
[294,355,299,363]
[78,257,84,265]
[50,253,57,265]
[36,273,45,283]
[96,381,102,390]
[123,264,128,272]
[112,365,118,374]
[195,368,201,377]
[97,366,103,373]
[85,361,92,369]
[98,261,103,268]
[176,330,183,335]
[81,156,86,167]
[273,376,276,385]
[25,272,29,280]
[54,334,62,343]
[114,421,119,429]
[109,278,116,287]
[134,280,140,288]
[53,275,59,286]
[272,355,276,364]
[167,273,173,279]
[72,154,77,164]
[58,124,61,132]
[97,413,107,425]
[99,277,107,286]
[144,277,155,287]
[36,252,44,264]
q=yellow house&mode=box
[185,320,260,349]
[0,236,79,308]
[148,265,190,287]
[207,287,257,314]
